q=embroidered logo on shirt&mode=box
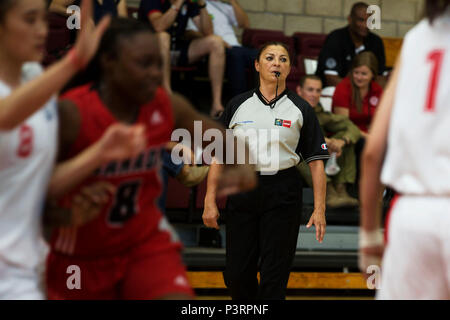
[274,119,291,128]
[150,110,163,125]
[369,96,379,106]
[321,143,328,150]
[326,58,337,69]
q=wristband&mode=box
[67,48,86,70]
[359,228,383,248]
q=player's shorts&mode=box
[46,227,194,299]
[0,259,45,300]
[377,195,450,299]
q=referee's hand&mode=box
[306,209,326,243]
[202,201,220,230]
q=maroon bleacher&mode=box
[241,28,284,48]
[166,177,191,209]
[292,32,327,57]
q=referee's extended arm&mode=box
[306,160,327,243]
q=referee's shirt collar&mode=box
[255,87,289,106]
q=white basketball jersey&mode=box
[381,14,450,195]
[0,63,58,270]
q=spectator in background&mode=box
[332,51,382,191]
[49,0,128,23]
[315,2,386,87]
[332,51,382,138]
[186,0,258,97]
[296,75,360,208]
[139,0,226,118]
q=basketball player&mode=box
[0,0,148,299]
[359,0,450,299]
[45,18,256,299]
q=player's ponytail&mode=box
[425,0,450,24]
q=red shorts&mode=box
[46,229,194,299]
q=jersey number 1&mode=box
[425,49,445,112]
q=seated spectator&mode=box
[332,51,382,138]
[186,0,258,97]
[315,2,386,87]
[49,0,128,23]
[139,0,226,118]
[332,51,383,194]
[296,75,360,208]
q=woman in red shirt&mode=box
[332,51,383,138]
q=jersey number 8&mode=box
[108,180,141,224]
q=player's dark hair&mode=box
[63,18,155,92]
[425,0,450,24]
[0,0,16,23]
[299,75,322,88]
[255,41,291,64]
[350,51,379,113]
[350,2,369,17]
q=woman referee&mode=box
[203,42,329,300]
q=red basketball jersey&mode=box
[50,84,174,257]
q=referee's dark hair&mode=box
[255,41,291,64]
[425,0,450,24]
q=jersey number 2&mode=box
[425,49,445,112]
[108,181,141,224]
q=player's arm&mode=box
[49,0,75,16]
[171,92,257,195]
[117,0,128,18]
[306,159,326,243]
[358,56,401,276]
[360,56,401,232]
[0,0,109,131]
[47,100,146,199]
[44,181,116,229]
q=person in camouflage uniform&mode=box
[296,75,360,208]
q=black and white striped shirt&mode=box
[220,88,330,172]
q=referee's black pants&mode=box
[223,167,302,300]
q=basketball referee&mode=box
[203,42,329,300]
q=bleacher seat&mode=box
[241,28,284,48]
[292,32,327,57]
[166,177,191,209]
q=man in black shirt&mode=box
[139,0,226,118]
[315,2,386,87]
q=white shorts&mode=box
[377,195,450,299]
[0,260,45,300]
